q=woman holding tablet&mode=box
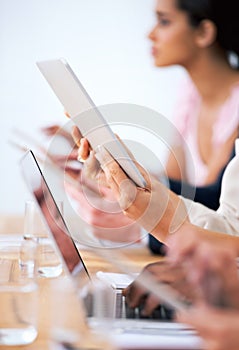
[43,0,239,249]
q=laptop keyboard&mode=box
[96,272,175,321]
[116,294,174,321]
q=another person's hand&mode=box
[45,148,82,180]
[123,233,239,317]
[40,123,83,179]
[169,235,239,309]
[41,123,76,148]
[178,305,239,350]
[41,124,63,137]
[123,260,195,317]
[65,177,142,243]
[166,222,237,265]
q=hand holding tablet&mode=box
[36,58,146,188]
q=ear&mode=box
[195,19,217,48]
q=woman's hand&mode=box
[94,145,188,241]
[75,129,188,241]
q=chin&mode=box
[154,61,173,68]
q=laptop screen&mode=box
[20,150,91,289]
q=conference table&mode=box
[0,215,161,350]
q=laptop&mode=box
[20,150,203,349]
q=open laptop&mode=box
[20,150,202,349]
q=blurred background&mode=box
[0,0,185,215]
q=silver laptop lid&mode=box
[20,150,91,289]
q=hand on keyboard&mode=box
[122,260,193,318]
[125,301,175,320]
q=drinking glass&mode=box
[0,239,38,345]
[24,200,63,278]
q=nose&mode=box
[148,25,157,41]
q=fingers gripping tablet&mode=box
[36,58,146,188]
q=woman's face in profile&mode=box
[148,0,200,68]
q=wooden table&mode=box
[0,215,161,350]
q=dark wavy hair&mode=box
[176,0,239,64]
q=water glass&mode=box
[0,239,38,345]
[24,200,63,278]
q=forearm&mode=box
[148,188,189,243]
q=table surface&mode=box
[0,215,161,350]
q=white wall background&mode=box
[0,0,185,215]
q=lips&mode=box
[151,47,157,56]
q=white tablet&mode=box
[36,58,146,188]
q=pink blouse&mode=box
[172,77,239,186]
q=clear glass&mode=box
[0,240,38,345]
[24,200,63,278]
